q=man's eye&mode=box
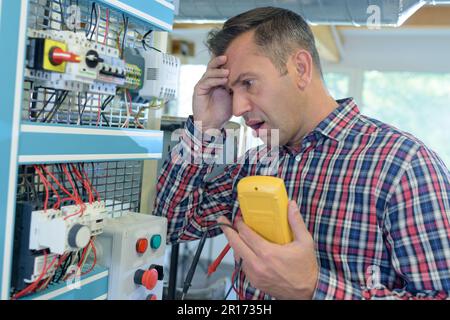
[243,80,254,88]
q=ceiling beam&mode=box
[174,23,223,29]
[403,6,450,28]
[336,5,450,30]
[311,26,341,63]
[173,23,341,63]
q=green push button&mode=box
[150,235,162,250]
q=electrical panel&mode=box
[132,49,181,103]
[4,0,176,300]
[95,214,167,300]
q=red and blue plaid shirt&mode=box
[153,98,450,300]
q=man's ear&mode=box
[290,49,313,90]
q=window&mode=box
[175,64,207,118]
[324,72,350,100]
[362,71,450,167]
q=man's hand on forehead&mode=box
[192,55,234,130]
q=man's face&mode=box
[224,31,304,146]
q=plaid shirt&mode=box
[153,98,450,300]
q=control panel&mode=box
[95,214,167,300]
[6,0,175,300]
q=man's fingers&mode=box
[288,200,309,242]
[202,68,229,80]
[197,77,228,94]
[207,55,227,69]
[234,216,273,257]
[217,216,258,262]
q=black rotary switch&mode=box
[85,50,103,68]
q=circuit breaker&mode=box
[95,213,167,300]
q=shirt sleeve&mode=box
[313,146,450,300]
[152,116,243,244]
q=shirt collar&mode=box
[314,97,360,142]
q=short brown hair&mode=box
[206,7,323,77]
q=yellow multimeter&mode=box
[237,176,293,245]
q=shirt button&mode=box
[295,155,301,162]
[194,145,199,151]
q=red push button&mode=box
[136,238,149,254]
[146,294,158,300]
[134,269,158,290]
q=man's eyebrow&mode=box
[229,72,257,88]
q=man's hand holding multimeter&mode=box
[217,176,319,300]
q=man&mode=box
[153,7,450,299]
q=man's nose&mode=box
[232,93,252,117]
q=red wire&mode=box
[33,166,49,211]
[62,165,81,203]
[39,165,62,209]
[104,9,110,46]
[71,165,94,204]
[126,89,133,114]
[77,244,89,269]
[82,167,101,202]
[231,267,245,300]
[61,164,86,219]
[42,166,77,202]
[207,244,231,276]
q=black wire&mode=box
[57,0,65,28]
[101,95,114,111]
[44,90,69,123]
[99,95,114,127]
[181,233,208,300]
[148,46,162,53]
[90,3,99,41]
[88,3,98,41]
[180,222,237,300]
[224,259,243,300]
[34,91,57,121]
[55,253,73,283]
[142,29,153,50]
[45,90,68,122]
[121,14,129,59]
[77,92,82,124]
[101,113,110,127]
[86,2,94,37]
[79,92,89,124]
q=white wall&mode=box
[324,28,450,73]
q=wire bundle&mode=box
[12,164,102,299]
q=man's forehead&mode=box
[223,31,261,66]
